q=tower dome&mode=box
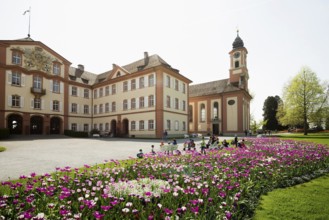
[232,31,244,49]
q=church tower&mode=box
[229,31,249,91]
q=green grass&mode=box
[0,146,6,152]
[253,132,329,220]
[253,175,329,220]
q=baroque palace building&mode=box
[0,32,251,138]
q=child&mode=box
[137,149,144,158]
[200,137,206,154]
[151,145,156,155]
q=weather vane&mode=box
[23,7,31,37]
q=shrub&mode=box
[0,128,10,139]
[64,129,88,138]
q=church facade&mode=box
[188,33,251,135]
[0,33,250,138]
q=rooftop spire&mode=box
[232,30,244,49]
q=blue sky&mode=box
[1,0,328,121]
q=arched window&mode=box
[213,102,218,119]
[200,104,206,122]
[189,105,193,122]
[235,61,239,68]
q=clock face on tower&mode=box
[234,52,240,59]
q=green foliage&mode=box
[0,146,6,152]
[0,128,10,139]
[262,96,281,130]
[278,66,328,134]
[64,129,88,138]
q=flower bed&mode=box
[1,138,329,219]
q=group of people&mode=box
[137,134,247,158]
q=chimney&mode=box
[78,64,84,72]
[144,51,149,66]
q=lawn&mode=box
[253,132,329,220]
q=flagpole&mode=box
[28,6,31,37]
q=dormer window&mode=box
[116,71,121,77]
[53,62,61,75]
[235,61,239,68]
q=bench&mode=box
[92,134,100,138]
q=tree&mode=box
[262,96,281,131]
[278,66,328,135]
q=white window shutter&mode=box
[21,74,25,86]
[77,88,80,97]
[7,71,12,84]
[60,101,63,112]
[77,104,79,114]
[127,101,130,110]
[41,100,45,110]
[50,81,53,92]
[50,101,53,110]
[145,96,148,107]
[136,78,140,89]
[154,95,156,106]
[20,97,24,108]
[8,95,12,107]
[136,121,139,130]
[60,82,64,94]
[144,120,148,130]
[136,99,139,109]
[69,85,72,95]
[30,99,34,109]
[69,103,72,113]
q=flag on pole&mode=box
[23,10,30,15]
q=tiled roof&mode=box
[189,79,241,97]
[96,54,178,83]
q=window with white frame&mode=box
[84,105,89,114]
[99,123,103,131]
[99,88,103,97]
[166,96,171,108]
[83,124,89,132]
[53,63,60,75]
[84,89,89,98]
[53,100,59,111]
[139,77,145,88]
[71,123,77,131]
[175,79,179,91]
[200,104,206,122]
[11,72,21,86]
[93,124,97,130]
[148,95,154,107]
[148,120,154,130]
[111,84,116,94]
[105,103,109,112]
[131,79,136,90]
[71,103,77,113]
[131,98,136,109]
[53,80,60,93]
[93,89,97,98]
[12,95,20,107]
[93,105,97,114]
[131,121,136,130]
[182,83,186,94]
[33,76,42,89]
[99,104,103,114]
[175,98,179,109]
[166,75,171,88]
[175,120,179,131]
[139,97,144,108]
[182,100,186,111]
[148,74,154,87]
[182,121,186,131]
[105,86,109,96]
[34,98,41,109]
[71,86,77,96]
[167,120,171,130]
[112,102,116,112]
[12,51,22,65]
[123,81,128,92]
[105,123,109,131]
[123,99,128,110]
[139,120,144,130]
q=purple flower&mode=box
[93,211,105,219]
